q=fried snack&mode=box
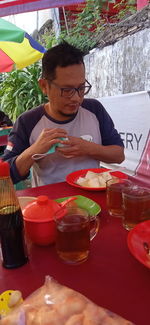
[76,177,90,187]
[76,171,114,188]
[1,276,134,325]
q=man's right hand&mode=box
[15,128,68,178]
[31,128,68,155]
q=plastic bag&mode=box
[0,276,134,325]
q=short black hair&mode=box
[42,41,85,80]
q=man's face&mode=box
[39,63,86,121]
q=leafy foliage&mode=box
[0,63,47,121]
[112,0,137,21]
[55,0,136,52]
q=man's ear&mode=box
[38,79,48,95]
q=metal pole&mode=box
[36,10,39,30]
[62,6,69,35]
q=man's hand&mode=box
[57,136,89,158]
[31,128,68,155]
[57,136,125,164]
[15,128,68,177]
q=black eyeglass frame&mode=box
[47,79,92,98]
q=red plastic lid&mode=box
[0,160,10,177]
[23,195,60,222]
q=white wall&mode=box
[84,29,150,97]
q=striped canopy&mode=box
[0,18,46,72]
[0,0,85,17]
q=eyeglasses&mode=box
[49,79,92,98]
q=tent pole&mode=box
[62,6,69,35]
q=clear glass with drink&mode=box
[54,206,99,264]
[106,177,132,217]
[122,185,150,230]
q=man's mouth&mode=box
[66,103,79,110]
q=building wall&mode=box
[84,28,150,98]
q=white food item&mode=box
[76,177,90,187]
[100,171,112,181]
[87,177,100,188]
[98,175,107,187]
[76,177,86,184]
[85,171,98,180]
[76,171,115,188]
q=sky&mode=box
[3,9,51,34]
[4,12,38,33]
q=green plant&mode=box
[0,63,47,121]
[42,1,117,53]
[42,29,57,49]
[112,0,136,21]
[59,0,111,52]
[43,0,136,53]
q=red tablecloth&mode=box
[1,182,150,325]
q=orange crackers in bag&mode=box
[1,276,134,325]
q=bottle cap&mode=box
[0,160,10,177]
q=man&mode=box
[2,42,124,187]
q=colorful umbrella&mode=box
[0,18,46,72]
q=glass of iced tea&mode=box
[122,185,150,230]
[106,177,132,217]
[54,206,99,264]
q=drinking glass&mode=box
[122,185,150,230]
[54,206,99,264]
[106,178,132,217]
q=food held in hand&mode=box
[1,276,134,325]
[76,171,115,188]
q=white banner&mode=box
[98,91,150,185]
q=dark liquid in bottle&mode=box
[0,208,28,269]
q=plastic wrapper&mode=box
[0,276,134,325]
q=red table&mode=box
[1,182,150,325]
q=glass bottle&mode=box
[0,160,28,268]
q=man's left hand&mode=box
[57,136,89,158]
